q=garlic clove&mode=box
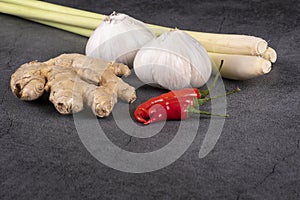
[133,29,212,90]
[85,12,155,67]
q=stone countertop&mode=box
[0,0,299,199]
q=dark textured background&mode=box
[1,0,299,199]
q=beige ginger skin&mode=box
[10,53,136,117]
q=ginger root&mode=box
[10,53,136,117]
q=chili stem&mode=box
[200,60,224,98]
[208,59,224,91]
[196,87,241,106]
[205,87,241,101]
[188,106,229,117]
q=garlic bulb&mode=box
[133,29,212,90]
[85,12,155,67]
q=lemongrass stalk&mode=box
[1,0,105,20]
[149,24,268,55]
[0,2,100,29]
[261,47,277,63]
[27,18,94,36]
[208,53,272,80]
[188,31,267,55]
[0,0,269,56]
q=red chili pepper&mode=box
[134,88,240,125]
[134,88,210,124]
[137,88,204,111]
[135,96,195,125]
[133,89,199,124]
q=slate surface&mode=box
[0,0,299,199]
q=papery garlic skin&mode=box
[133,29,212,90]
[85,12,155,67]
